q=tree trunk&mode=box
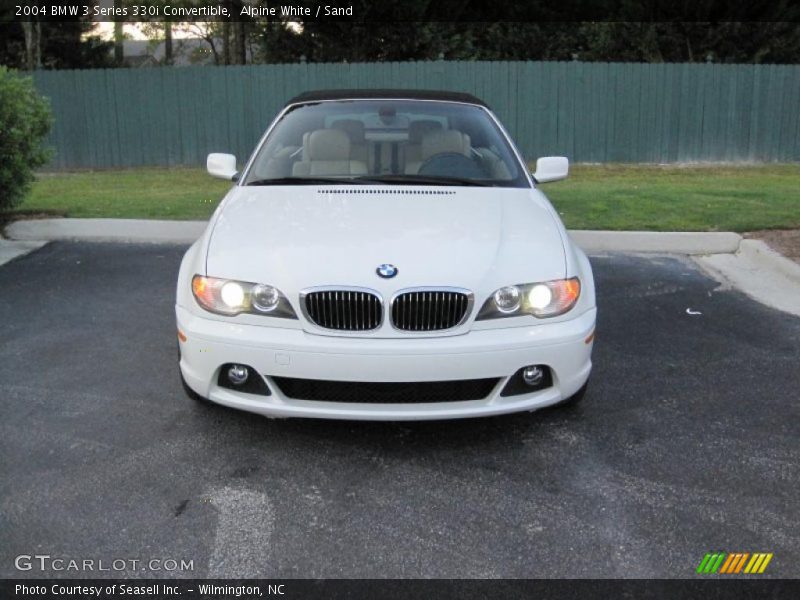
[235,22,247,65]
[22,21,41,70]
[114,0,124,67]
[222,21,231,65]
[164,23,173,66]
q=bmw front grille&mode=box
[302,287,472,332]
[391,289,472,332]
[303,289,382,331]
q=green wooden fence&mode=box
[32,61,800,169]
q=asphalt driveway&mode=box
[1,243,798,578]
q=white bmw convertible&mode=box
[176,90,595,420]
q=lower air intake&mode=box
[270,377,500,404]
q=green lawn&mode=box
[545,164,800,231]
[16,168,232,220]
[8,164,800,231]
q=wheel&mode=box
[554,381,589,409]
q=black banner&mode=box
[3,579,800,600]
[3,0,800,23]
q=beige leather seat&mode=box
[403,120,443,168]
[331,119,370,164]
[293,129,368,176]
[405,129,471,174]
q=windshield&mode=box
[242,100,529,188]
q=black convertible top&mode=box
[285,89,490,108]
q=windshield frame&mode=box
[238,98,533,189]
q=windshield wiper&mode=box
[246,176,371,186]
[350,174,494,187]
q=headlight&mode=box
[191,275,297,318]
[477,278,580,320]
[251,284,280,312]
[493,286,521,313]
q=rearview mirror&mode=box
[533,156,569,183]
[207,153,238,181]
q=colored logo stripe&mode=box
[697,552,773,575]
[745,553,773,574]
[697,553,726,574]
[719,553,749,573]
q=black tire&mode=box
[554,381,589,409]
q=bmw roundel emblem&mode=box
[376,264,398,279]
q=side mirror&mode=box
[532,156,569,183]
[207,153,238,181]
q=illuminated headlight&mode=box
[527,284,552,310]
[191,275,296,318]
[477,278,581,320]
[220,281,245,308]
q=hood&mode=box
[205,186,566,294]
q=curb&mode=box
[736,239,800,286]
[695,239,800,317]
[5,218,745,255]
[3,218,797,315]
[4,218,207,244]
[569,230,742,255]
[0,231,48,267]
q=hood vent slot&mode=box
[318,188,455,195]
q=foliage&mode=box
[256,20,800,64]
[1,1,797,70]
[252,0,800,65]
[0,67,53,212]
[0,16,113,70]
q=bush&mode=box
[0,66,52,212]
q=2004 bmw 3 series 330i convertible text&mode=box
[176,89,596,420]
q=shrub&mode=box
[0,66,53,213]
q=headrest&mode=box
[421,129,468,160]
[307,129,351,161]
[331,119,366,142]
[408,120,443,143]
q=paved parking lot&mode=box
[1,242,798,578]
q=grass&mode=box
[7,164,800,232]
[544,164,800,231]
[14,168,232,221]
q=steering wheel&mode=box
[418,152,489,179]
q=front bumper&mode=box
[176,304,595,420]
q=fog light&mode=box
[227,364,249,385]
[522,365,544,386]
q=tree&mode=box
[21,20,42,70]
[113,0,124,66]
[251,0,800,65]
[0,67,52,212]
[578,22,800,63]
[0,3,113,70]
